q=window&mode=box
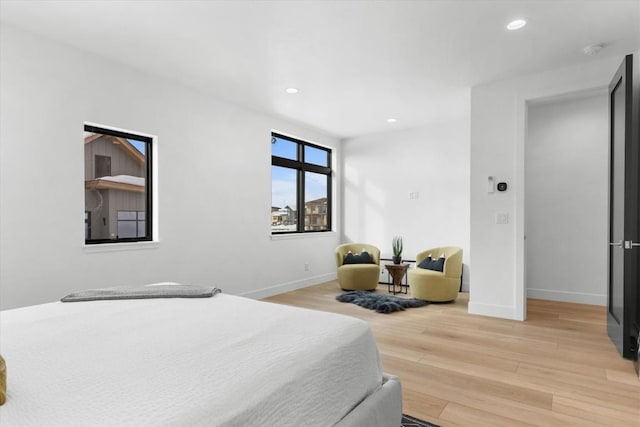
[84,124,152,244]
[85,211,91,240]
[117,211,146,238]
[271,132,332,233]
[95,155,111,177]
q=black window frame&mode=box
[271,132,332,234]
[84,124,153,245]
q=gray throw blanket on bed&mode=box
[61,284,221,302]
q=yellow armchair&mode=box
[335,243,381,291]
[408,247,462,302]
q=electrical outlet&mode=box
[304,263,309,271]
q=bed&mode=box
[0,289,402,426]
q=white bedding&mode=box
[0,293,384,426]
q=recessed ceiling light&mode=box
[387,118,397,123]
[583,44,604,55]
[285,87,299,94]
[507,19,526,31]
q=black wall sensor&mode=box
[497,182,508,192]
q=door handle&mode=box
[624,240,640,249]
[610,240,623,247]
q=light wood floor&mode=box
[263,281,640,427]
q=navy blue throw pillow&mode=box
[418,256,445,272]
[343,251,374,264]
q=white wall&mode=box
[0,25,341,310]
[525,93,608,305]
[341,111,471,290]
[470,55,623,320]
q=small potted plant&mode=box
[392,236,403,264]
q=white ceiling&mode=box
[1,0,639,138]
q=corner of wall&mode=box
[470,55,622,321]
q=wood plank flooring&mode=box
[263,281,640,426]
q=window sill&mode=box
[270,231,336,241]
[83,241,160,253]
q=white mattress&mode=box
[0,294,384,426]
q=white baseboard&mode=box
[239,273,337,300]
[527,288,606,306]
[468,301,517,320]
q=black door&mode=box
[607,53,640,360]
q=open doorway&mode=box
[525,89,608,309]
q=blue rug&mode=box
[402,414,439,426]
[336,291,428,313]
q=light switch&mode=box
[495,213,509,224]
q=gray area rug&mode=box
[401,414,439,427]
[336,291,428,313]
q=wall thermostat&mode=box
[497,182,508,192]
